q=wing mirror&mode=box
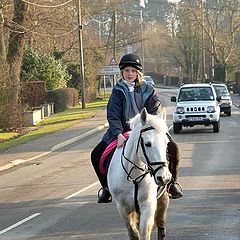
[216,96,221,102]
[171,96,176,102]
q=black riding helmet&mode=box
[119,53,143,71]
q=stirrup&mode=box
[168,182,183,199]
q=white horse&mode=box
[107,108,172,240]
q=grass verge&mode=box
[0,98,108,152]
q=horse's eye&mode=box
[145,142,152,147]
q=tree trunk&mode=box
[7,0,29,105]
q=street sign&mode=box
[126,45,133,54]
[110,58,117,65]
[98,65,120,75]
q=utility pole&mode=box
[77,0,85,109]
[0,5,6,60]
[113,11,116,61]
[140,10,144,69]
[112,11,116,86]
[201,0,206,83]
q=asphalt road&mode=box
[0,88,239,240]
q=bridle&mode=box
[121,126,168,185]
[121,126,169,212]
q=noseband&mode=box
[121,126,168,184]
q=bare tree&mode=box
[185,0,240,82]
[144,22,176,74]
[7,0,29,104]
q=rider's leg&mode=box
[91,141,112,203]
[167,134,183,199]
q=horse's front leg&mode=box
[126,211,140,240]
[116,204,140,240]
[139,199,157,240]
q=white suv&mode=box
[171,83,221,133]
[212,83,232,116]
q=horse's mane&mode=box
[129,111,168,135]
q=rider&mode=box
[91,53,183,203]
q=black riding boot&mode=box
[167,136,183,199]
[98,187,112,203]
[91,141,112,203]
[95,173,112,203]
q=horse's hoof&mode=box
[158,227,166,240]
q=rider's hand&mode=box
[117,133,126,148]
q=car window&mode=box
[144,76,152,81]
[178,87,214,101]
[213,85,228,96]
[144,76,154,85]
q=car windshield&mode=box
[213,85,228,97]
[178,87,214,101]
[144,76,153,82]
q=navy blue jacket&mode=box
[102,79,161,144]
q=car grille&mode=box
[186,115,206,118]
[185,106,205,112]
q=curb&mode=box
[0,122,108,173]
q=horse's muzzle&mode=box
[157,176,165,185]
[155,171,172,186]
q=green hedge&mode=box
[46,88,79,113]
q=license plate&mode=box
[188,117,203,121]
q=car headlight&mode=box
[207,106,215,113]
[176,107,184,114]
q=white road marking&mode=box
[63,181,99,200]
[0,213,41,235]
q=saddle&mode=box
[99,132,130,175]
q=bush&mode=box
[21,81,46,107]
[21,45,71,90]
[46,88,79,113]
[0,60,27,131]
[0,103,27,131]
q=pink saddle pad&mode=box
[99,132,130,175]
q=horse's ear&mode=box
[140,108,148,125]
[160,108,167,122]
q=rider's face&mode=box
[122,66,137,83]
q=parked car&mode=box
[144,75,155,86]
[171,83,221,133]
[212,83,232,116]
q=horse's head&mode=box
[129,108,172,186]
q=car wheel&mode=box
[213,120,220,133]
[226,110,231,116]
[173,123,182,134]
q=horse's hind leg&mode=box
[155,191,169,240]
